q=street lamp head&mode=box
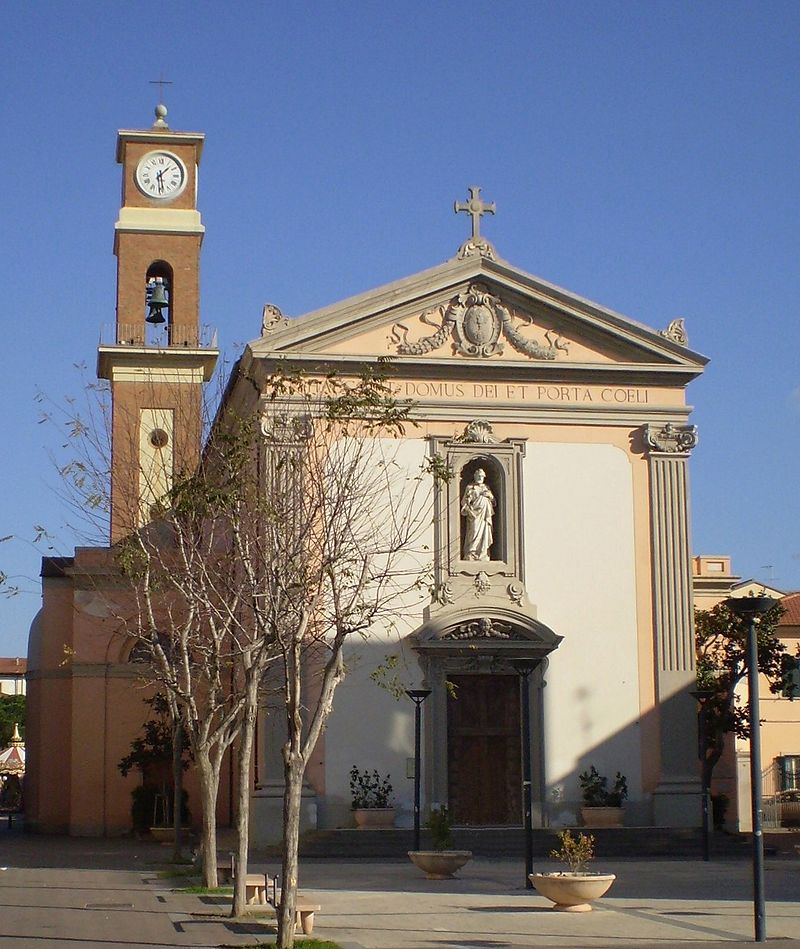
[405,689,432,704]
[690,687,717,703]
[724,595,777,619]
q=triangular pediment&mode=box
[247,253,707,385]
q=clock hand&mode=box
[156,169,165,193]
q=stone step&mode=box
[296,826,758,859]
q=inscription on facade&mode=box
[393,381,650,404]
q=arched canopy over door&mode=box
[414,607,562,668]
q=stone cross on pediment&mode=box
[454,187,497,260]
[454,186,496,241]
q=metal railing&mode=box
[762,761,781,829]
[99,323,218,349]
[762,759,800,829]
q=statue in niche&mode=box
[461,468,495,561]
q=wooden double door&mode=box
[447,674,522,825]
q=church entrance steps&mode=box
[295,826,756,859]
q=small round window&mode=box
[149,428,169,449]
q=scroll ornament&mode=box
[660,318,688,346]
[261,303,290,336]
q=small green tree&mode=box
[695,599,788,793]
[117,694,191,779]
[0,696,25,747]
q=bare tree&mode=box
[37,362,435,931]
[116,410,283,899]
[252,366,435,947]
[40,374,270,892]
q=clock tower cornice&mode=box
[116,129,205,164]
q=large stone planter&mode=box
[408,850,472,879]
[353,807,396,829]
[580,805,624,827]
[149,826,190,844]
[530,871,616,911]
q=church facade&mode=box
[26,111,708,837]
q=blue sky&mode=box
[1,1,798,656]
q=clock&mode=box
[135,150,187,200]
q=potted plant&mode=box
[578,765,628,827]
[350,766,396,829]
[408,804,473,879]
[530,829,616,912]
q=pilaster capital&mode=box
[644,422,698,456]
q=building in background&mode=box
[0,658,26,696]
[691,556,799,831]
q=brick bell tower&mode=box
[97,104,218,543]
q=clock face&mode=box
[135,151,187,200]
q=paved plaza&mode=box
[0,831,799,947]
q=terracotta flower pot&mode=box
[530,871,616,911]
[408,850,472,879]
[580,805,624,827]
[353,807,396,829]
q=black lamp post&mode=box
[509,658,540,889]
[406,689,431,852]
[690,687,715,862]
[724,595,777,944]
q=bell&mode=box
[146,279,169,325]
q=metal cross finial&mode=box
[454,187,496,241]
[149,74,173,104]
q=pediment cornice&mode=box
[238,254,708,410]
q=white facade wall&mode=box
[323,438,432,828]
[525,442,643,818]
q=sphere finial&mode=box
[153,103,169,129]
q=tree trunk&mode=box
[278,755,304,949]
[231,679,258,917]
[196,748,220,889]
[172,716,184,863]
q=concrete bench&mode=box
[266,881,321,936]
[217,854,268,902]
[222,855,320,932]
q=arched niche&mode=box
[429,422,526,582]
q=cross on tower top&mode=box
[149,76,173,129]
[453,187,497,261]
[149,74,173,104]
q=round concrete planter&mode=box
[580,805,624,827]
[353,807,396,830]
[530,871,616,912]
[408,850,473,879]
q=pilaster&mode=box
[644,422,702,826]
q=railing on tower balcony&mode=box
[99,324,218,349]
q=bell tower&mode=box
[98,104,218,543]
